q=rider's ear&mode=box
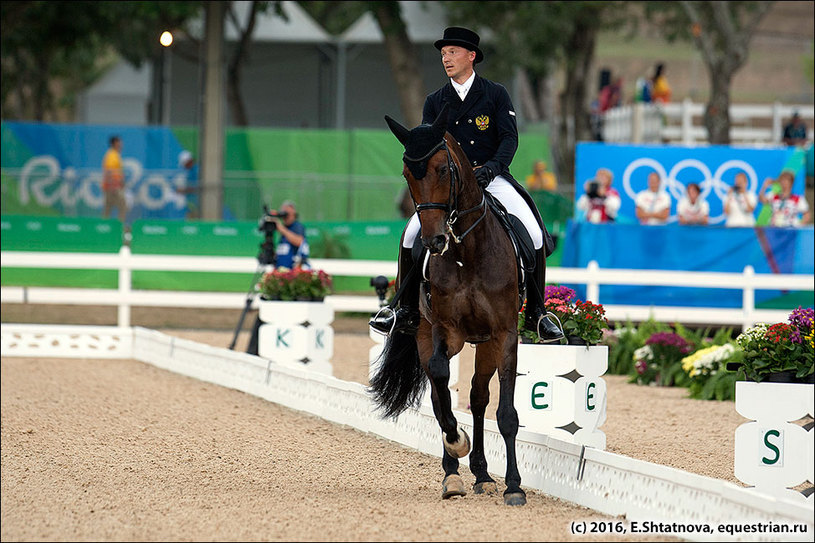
[385,115,410,146]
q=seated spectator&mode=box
[525,160,557,192]
[576,180,613,224]
[595,167,621,221]
[635,171,671,225]
[724,172,757,227]
[677,183,709,225]
[650,63,672,104]
[782,111,809,147]
[760,171,811,226]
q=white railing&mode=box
[602,99,815,145]
[2,247,811,330]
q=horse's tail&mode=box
[368,332,426,419]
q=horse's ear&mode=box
[385,115,410,147]
[432,103,449,137]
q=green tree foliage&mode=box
[1,1,200,121]
[443,1,630,183]
[298,1,368,36]
[643,1,772,144]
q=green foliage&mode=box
[685,348,744,402]
[605,317,670,375]
[309,231,352,259]
[1,1,201,120]
[298,1,370,36]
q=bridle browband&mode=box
[403,138,487,244]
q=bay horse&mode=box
[369,104,527,506]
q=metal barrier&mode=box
[2,247,811,329]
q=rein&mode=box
[405,138,487,244]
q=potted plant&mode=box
[259,267,333,302]
[730,306,814,384]
[518,285,609,346]
[681,342,742,401]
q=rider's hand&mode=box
[474,165,494,188]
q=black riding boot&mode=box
[524,248,564,343]
[369,244,420,335]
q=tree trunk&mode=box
[516,68,541,122]
[226,1,261,127]
[556,19,596,186]
[704,64,732,144]
[369,2,425,126]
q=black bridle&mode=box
[403,138,487,244]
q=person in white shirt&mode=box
[677,182,709,225]
[759,170,811,227]
[723,172,757,227]
[635,171,671,225]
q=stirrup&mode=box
[369,306,396,337]
[536,311,564,344]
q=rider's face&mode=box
[440,46,475,83]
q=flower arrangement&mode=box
[733,306,814,383]
[630,331,691,386]
[518,285,609,345]
[681,343,741,400]
[258,267,333,301]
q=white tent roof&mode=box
[340,1,447,44]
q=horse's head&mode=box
[385,104,463,255]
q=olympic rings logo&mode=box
[621,158,759,224]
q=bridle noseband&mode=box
[403,138,487,244]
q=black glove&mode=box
[474,165,494,188]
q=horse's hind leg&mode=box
[469,349,498,495]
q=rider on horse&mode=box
[370,26,564,344]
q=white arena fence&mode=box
[1,247,811,330]
[1,322,812,541]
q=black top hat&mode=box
[434,26,483,64]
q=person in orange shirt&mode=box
[102,135,126,219]
[650,63,672,104]
[525,159,557,192]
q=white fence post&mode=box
[118,246,131,328]
[742,265,755,330]
[682,98,693,145]
[631,103,644,143]
[586,260,600,303]
[771,101,783,144]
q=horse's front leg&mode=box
[470,344,498,495]
[420,330,470,498]
[496,332,526,506]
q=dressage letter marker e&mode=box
[531,381,551,410]
[586,381,596,411]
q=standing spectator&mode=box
[724,172,758,227]
[595,167,621,222]
[101,135,126,220]
[271,200,310,269]
[782,111,809,147]
[677,183,709,225]
[525,160,557,192]
[760,171,811,226]
[175,150,200,219]
[650,63,672,104]
[635,171,671,225]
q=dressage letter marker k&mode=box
[276,328,290,348]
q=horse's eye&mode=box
[438,165,448,177]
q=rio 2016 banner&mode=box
[1,122,197,221]
[574,142,805,225]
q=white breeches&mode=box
[402,175,543,249]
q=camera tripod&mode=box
[229,215,277,353]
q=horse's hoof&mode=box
[473,481,498,495]
[443,426,471,459]
[504,492,527,506]
[442,474,467,499]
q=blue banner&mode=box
[561,221,814,309]
[574,143,803,225]
[1,122,196,221]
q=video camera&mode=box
[586,180,602,199]
[257,205,281,265]
[258,205,284,235]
